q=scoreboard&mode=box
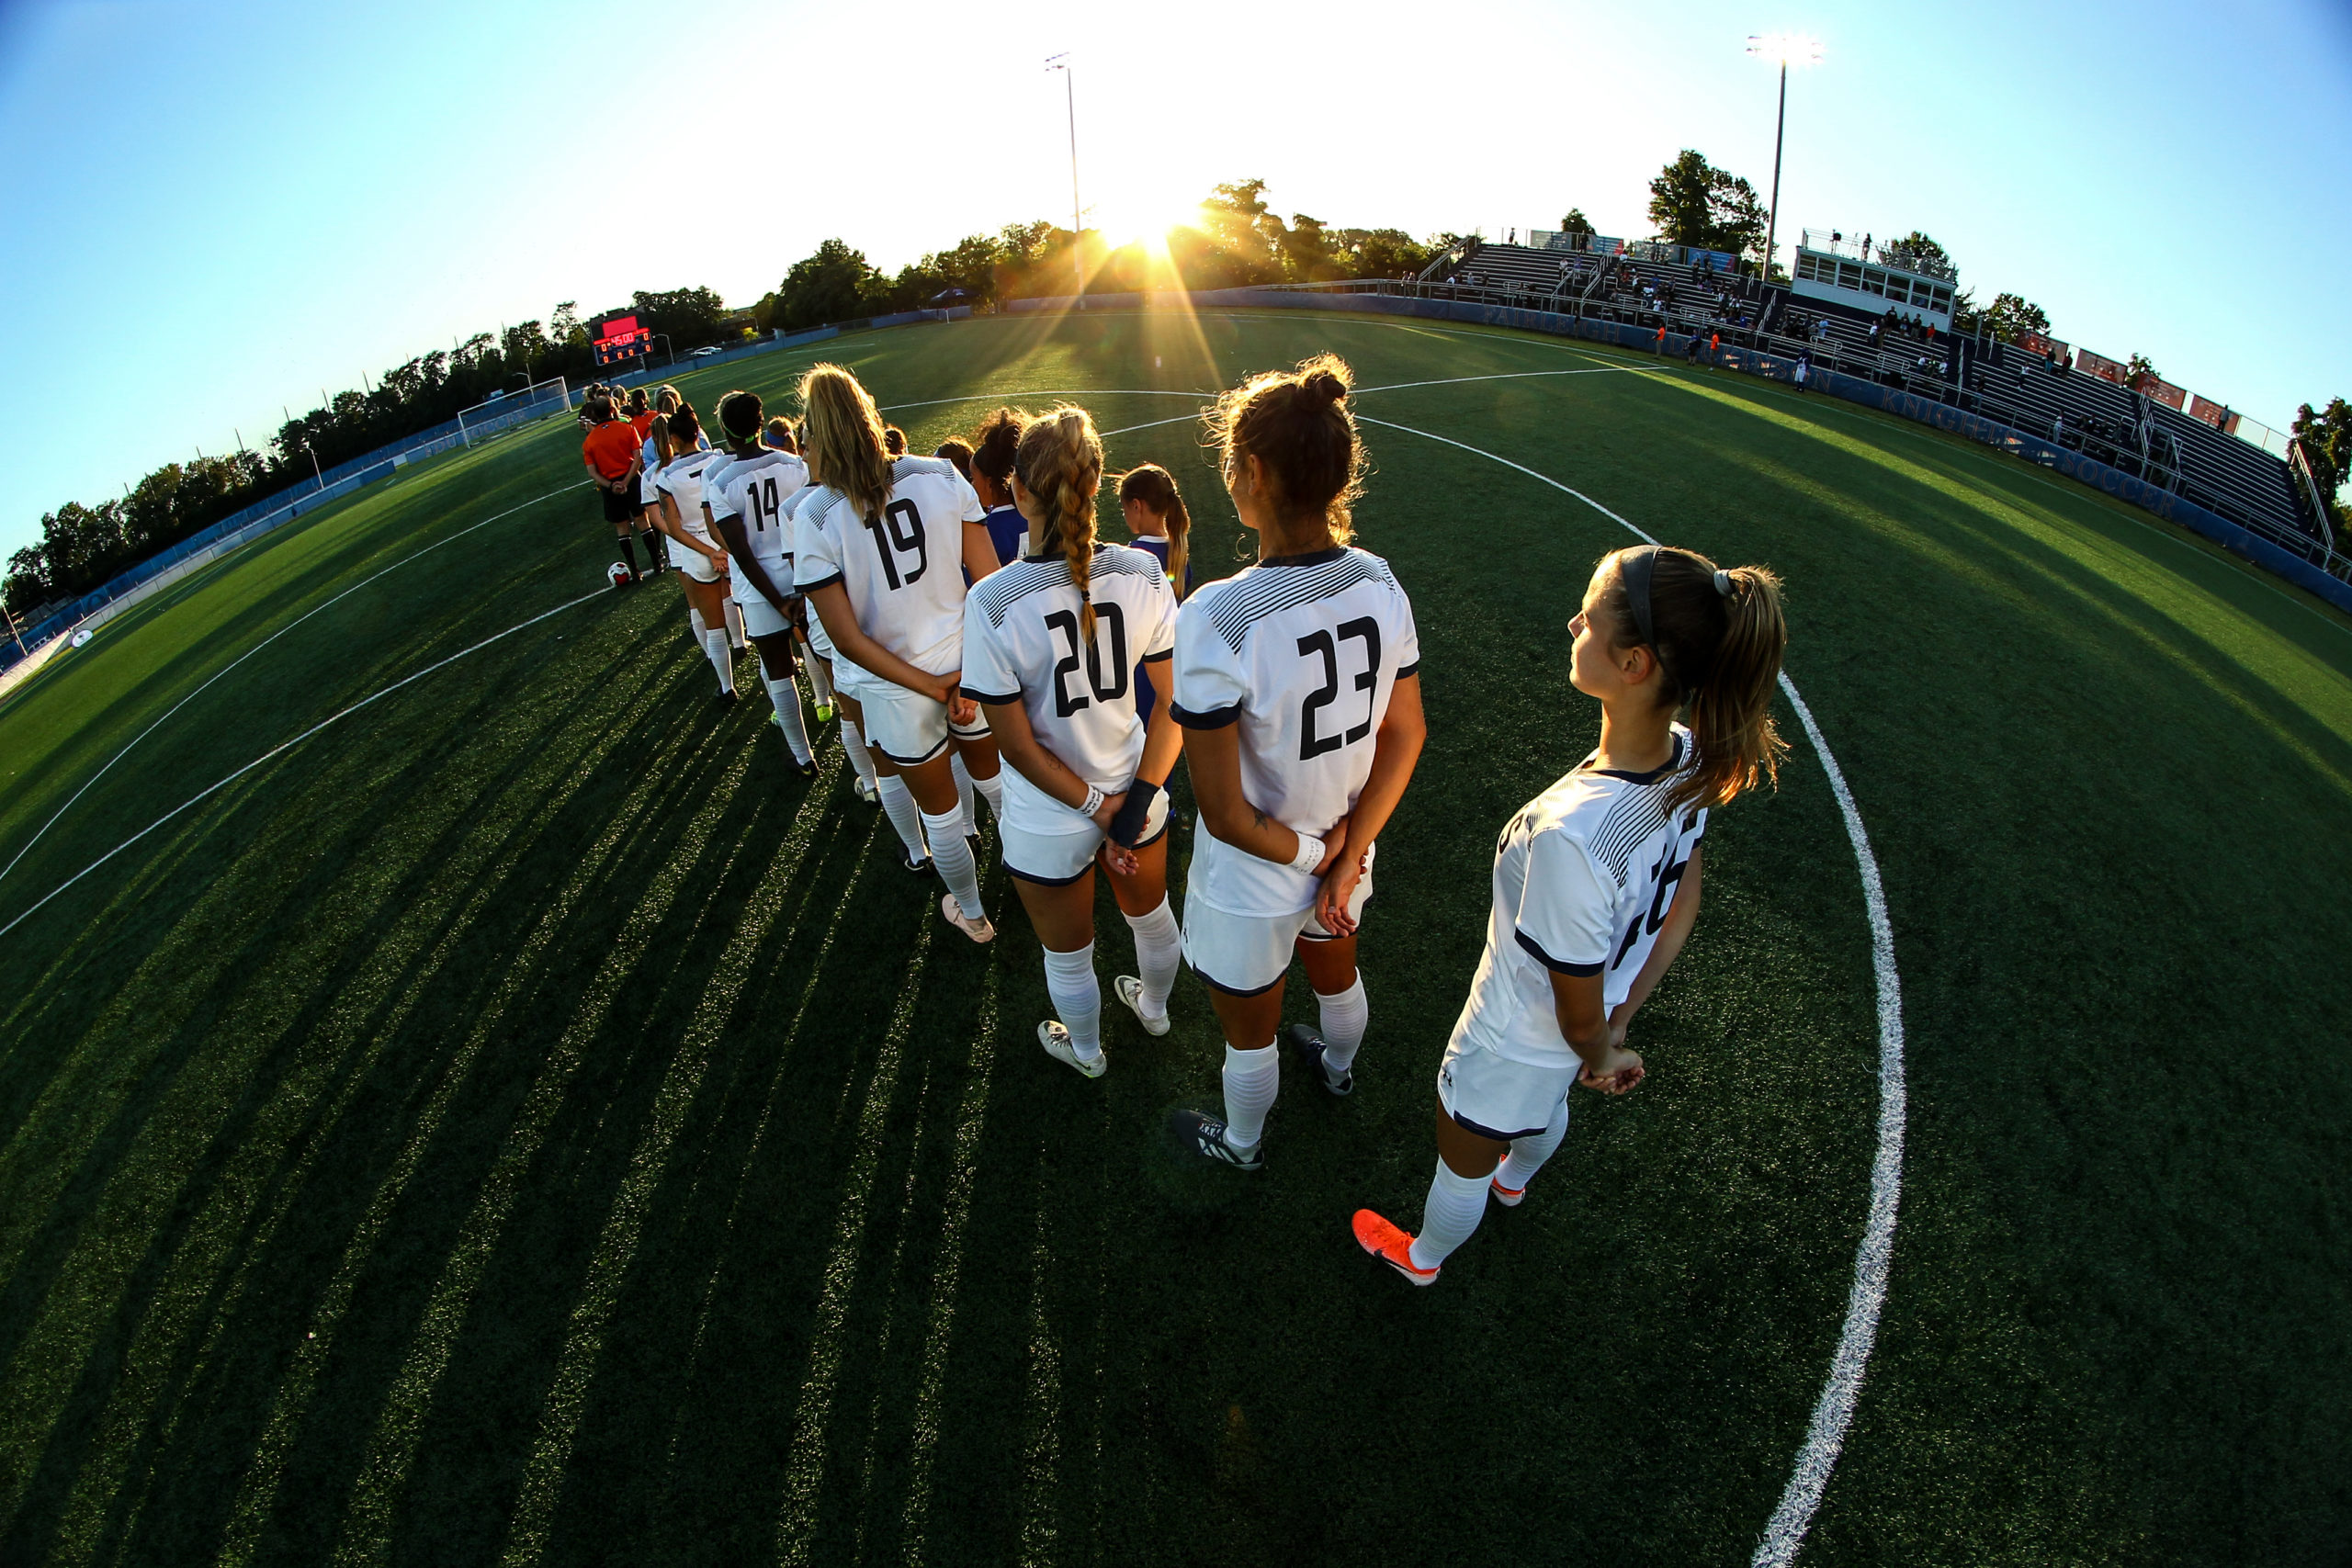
[594,313,652,366]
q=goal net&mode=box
[456,377,570,447]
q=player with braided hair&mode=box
[649,400,735,699]
[1169,355,1427,1171]
[961,405,1185,1074]
[1351,546,1788,1284]
[793,364,1006,939]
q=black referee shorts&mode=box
[599,481,639,525]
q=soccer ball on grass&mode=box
[606,560,633,589]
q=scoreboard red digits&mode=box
[593,312,652,366]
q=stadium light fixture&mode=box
[1045,53,1083,303]
[1746,32,1824,282]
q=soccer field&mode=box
[0,307,2346,1566]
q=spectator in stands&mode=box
[1794,349,1813,391]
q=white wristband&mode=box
[1289,832,1327,874]
[1080,784,1105,819]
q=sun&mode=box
[1091,195,1206,256]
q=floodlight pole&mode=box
[1765,60,1786,280]
[1047,54,1082,305]
[4,600,25,660]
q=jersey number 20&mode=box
[861,499,929,590]
[1297,617,1381,760]
[1044,604,1128,716]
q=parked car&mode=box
[688,345,723,358]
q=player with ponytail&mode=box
[704,389,820,773]
[960,405,1185,1075]
[793,363,1008,941]
[967,408,1028,573]
[1169,355,1428,1171]
[1351,544,1788,1284]
[1117,462,1193,727]
[649,400,736,699]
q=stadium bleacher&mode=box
[1432,242,2323,556]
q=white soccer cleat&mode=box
[1113,975,1170,1037]
[940,893,994,944]
[1038,1021,1106,1078]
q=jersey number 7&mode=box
[1297,617,1381,760]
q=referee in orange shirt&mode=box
[581,393,650,581]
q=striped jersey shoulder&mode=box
[890,454,959,482]
[1090,541,1170,582]
[1199,546,1401,655]
[1582,735,1700,882]
[972,558,1070,626]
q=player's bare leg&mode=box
[898,750,989,941]
[749,629,812,772]
[1102,835,1180,1036]
[1289,931,1367,1095]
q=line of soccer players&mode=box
[580,355,1789,1286]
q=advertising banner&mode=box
[2076,349,2127,386]
[2014,330,2069,363]
[2188,395,2237,434]
[2132,375,2188,410]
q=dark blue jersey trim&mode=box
[960,686,1023,705]
[1515,928,1602,976]
[1171,702,1242,729]
[795,569,844,595]
[1140,649,1174,663]
[1396,660,1420,680]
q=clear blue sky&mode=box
[4,0,2347,564]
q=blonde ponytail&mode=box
[1598,546,1789,814]
[1014,405,1106,638]
[797,364,893,521]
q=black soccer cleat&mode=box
[901,850,933,875]
[789,756,818,779]
[1281,1022,1353,1097]
[1169,1109,1264,1171]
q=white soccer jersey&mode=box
[707,449,808,604]
[654,449,721,547]
[1450,727,1709,1068]
[1171,545,1419,916]
[961,544,1180,832]
[793,456,986,677]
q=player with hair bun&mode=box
[627,388,669,576]
[1169,355,1426,1171]
[960,405,1185,1076]
[1351,545,1788,1284]
[967,408,1028,575]
[650,400,736,699]
[793,364,1006,937]
[705,389,819,774]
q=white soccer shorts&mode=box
[737,592,794,639]
[850,679,951,765]
[1436,1036,1577,1143]
[1181,841,1374,997]
[1000,788,1170,885]
[674,539,725,583]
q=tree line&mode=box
[6,178,1446,619]
[11,163,2339,617]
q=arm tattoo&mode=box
[1252,807,1268,832]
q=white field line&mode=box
[0,482,590,894]
[1356,415,1904,1567]
[0,588,605,946]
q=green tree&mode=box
[1882,231,1952,275]
[2125,353,2161,387]
[778,240,880,331]
[1981,292,2052,343]
[628,287,729,351]
[2291,398,2351,518]
[1560,209,1592,238]
[1199,179,1284,277]
[1645,151,1767,259]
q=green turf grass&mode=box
[0,308,2345,1566]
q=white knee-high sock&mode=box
[704,628,735,694]
[875,776,928,863]
[1042,942,1102,1061]
[723,596,745,649]
[1315,974,1368,1074]
[1408,1161,1491,1271]
[922,807,983,919]
[1220,1043,1280,1149]
[1494,1096,1570,1193]
[805,654,833,707]
[688,605,708,638]
[1122,897,1182,1018]
[763,667,810,761]
[970,766,1004,824]
[950,753,977,837]
[839,720,878,788]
